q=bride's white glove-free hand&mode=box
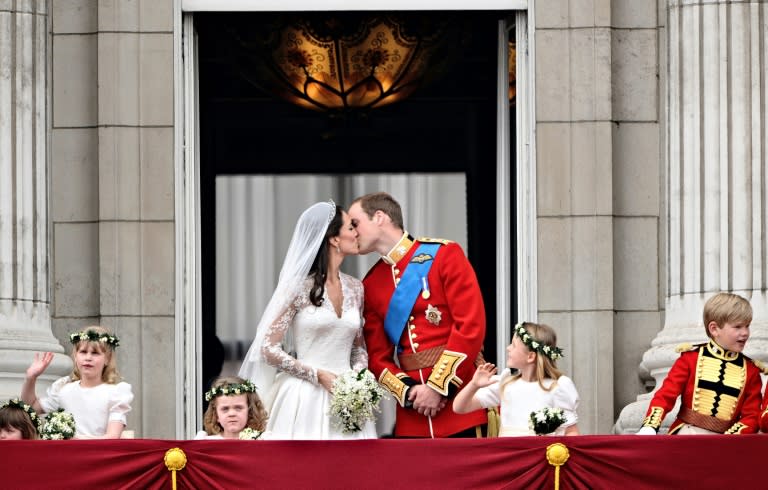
[317,369,337,393]
[636,426,657,435]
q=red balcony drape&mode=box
[1,435,763,489]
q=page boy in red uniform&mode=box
[348,192,487,438]
[638,292,762,435]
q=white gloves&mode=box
[635,426,657,435]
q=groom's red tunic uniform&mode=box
[362,234,487,437]
[641,340,762,434]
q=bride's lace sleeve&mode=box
[347,275,369,371]
[260,290,318,385]
[350,327,368,371]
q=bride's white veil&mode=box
[238,200,337,406]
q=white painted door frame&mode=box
[173,0,536,438]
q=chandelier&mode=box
[235,13,462,113]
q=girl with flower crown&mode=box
[453,322,580,436]
[20,326,134,439]
[0,399,40,440]
[195,376,269,440]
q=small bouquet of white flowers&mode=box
[238,427,263,440]
[529,407,566,435]
[329,368,387,433]
[40,409,76,440]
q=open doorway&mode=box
[186,10,522,430]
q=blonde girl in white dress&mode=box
[21,326,134,439]
[453,322,580,437]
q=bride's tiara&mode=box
[327,198,337,223]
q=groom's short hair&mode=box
[353,192,404,230]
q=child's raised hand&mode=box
[471,362,498,388]
[26,352,54,379]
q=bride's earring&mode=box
[336,244,341,254]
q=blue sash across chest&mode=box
[383,242,440,348]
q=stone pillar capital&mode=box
[0,5,70,401]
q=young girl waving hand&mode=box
[21,326,134,439]
[454,322,580,437]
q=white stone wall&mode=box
[609,0,665,424]
[534,0,664,434]
[0,0,72,401]
[40,0,669,436]
[50,0,175,438]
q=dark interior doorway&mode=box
[194,10,514,393]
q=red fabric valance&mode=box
[1,435,763,489]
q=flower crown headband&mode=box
[0,398,42,433]
[514,323,563,361]
[205,380,258,402]
[69,329,120,348]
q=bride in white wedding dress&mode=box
[239,200,377,439]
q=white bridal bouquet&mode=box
[40,409,76,440]
[529,407,566,435]
[329,368,387,433]
[238,428,263,440]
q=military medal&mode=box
[425,304,442,325]
[421,277,431,299]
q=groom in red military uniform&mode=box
[348,192,487,438]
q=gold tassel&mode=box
[486,406,500,438]
[164,447,187,490]
[546,443,569,490]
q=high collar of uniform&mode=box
[382,232,414,266]
[706,339,739,361]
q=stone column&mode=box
[535,1,616,435]
[0,1,70,400]
[616,0,768,433]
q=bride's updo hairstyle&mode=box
[308,204,343,307]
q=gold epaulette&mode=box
[427,350,467,396]
[378,369,409,407]
[417,237,452,245]
[750,358,768,374]
[675,343,698,353]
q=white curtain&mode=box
[215,174,466,357]
[216,174,466,436]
